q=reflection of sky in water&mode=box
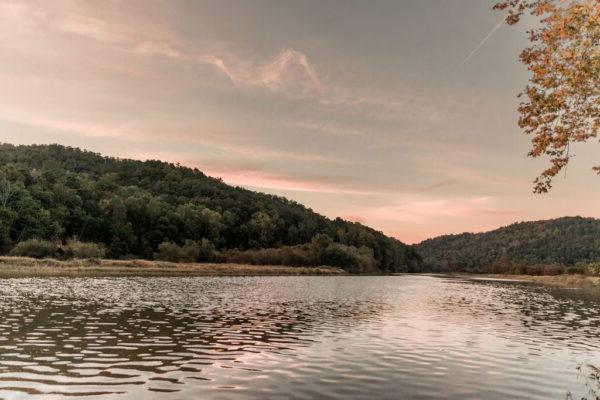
[0,276,599,399]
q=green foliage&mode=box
[320,244,376,273]
[0,207,16,252]
[220,239,378,272]
[154,242,181,262]
[197,239,217,262]
[154,240,207,263]
[0,143,420,273]
[311,233,333,250]
[417,217,600,273]
[155,240,217,263]
[9,239,58,259]
[221,246,316,267]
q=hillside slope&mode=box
[0,143,420,273]
[416,217,600,272]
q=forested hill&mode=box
[0,143,420,273]
[416,217,600,273]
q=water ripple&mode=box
[0,276,598,399]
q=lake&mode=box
[0,275,599,399]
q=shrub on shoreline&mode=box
[221,245,316,267]
[154,240,217,263]
[220,237,378,273]
[8,239,58,259]
[584,262,600,276]
[8,239,107,260]
[63,240,106,259]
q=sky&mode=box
[1,0,600,244]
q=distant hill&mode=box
[0,143,420,273]
[416,217,600,272]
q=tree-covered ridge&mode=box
[0,143,420,273]
[416,216,600,272]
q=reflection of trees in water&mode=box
[437,279,600,342]
[439,279,600,400]
[0,282,392,396]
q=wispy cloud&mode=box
[200,167,371,194]
[133,42,321,94]
[0,0,555,244]
[0,109,144,140]
[193,48,322,93]
[2,0,454,132]
[127,143,351,168]
[258,49,321,91]
[414,180,455,193]
[55,14,119,43]
[134,41,185,59]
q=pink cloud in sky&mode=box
[258,49,321,91]
[346,196,521,243]
[0,0,455,129]
[185,165,384,195]
[128,151,380,195]
[133,39,321,94]
[0,110,146,140]
[4,0,598,245]
[195,48,322,93]
[201,167,349,193]
[367,196,517,224]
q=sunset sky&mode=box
[2,0,600,243]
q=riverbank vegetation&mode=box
[0,256,345,278]
[0,144,421,274]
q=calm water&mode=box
[0,275,599,399]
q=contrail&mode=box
[461,17,506,65]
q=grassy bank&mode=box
[0,256,346,278]
[469,274,600,288]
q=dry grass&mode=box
[0,256,347,278]
[471,273,600,288]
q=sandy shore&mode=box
[0,256,346,278]
[467,273,600,288]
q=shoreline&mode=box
[0,256,346,278]
[2,259,598,287]
[463,273,600,288]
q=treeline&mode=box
[416,217,600,274]
[0,143,421,273]
[154,234,380,273]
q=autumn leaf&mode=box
[496,0,600,192]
